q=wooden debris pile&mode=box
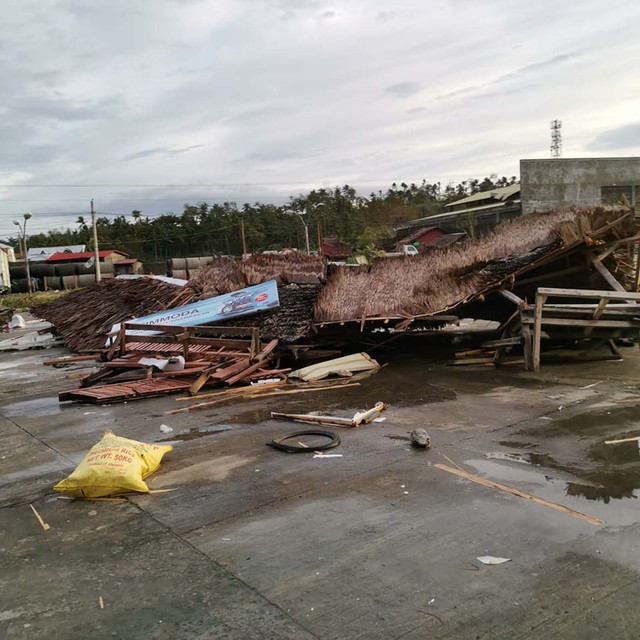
[57,323,283,404]
[33,278,183,353]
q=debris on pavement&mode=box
[159,424,173,433]
[604,435,640,445]
[288,352,380,382]
[434,463,605,526]
[267,429,341,453]
[170,381,361,413]
[410,429,431,449]
[0,330,62,351]
[477,556,511,565]
[53,431,172,497]
[272,401,388,428]
[29,504,50,532]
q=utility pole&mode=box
[317,222,322,254]
[301,214,310,255]
[240,219,248,256]
[91,199,102,281]
[14,213,32,293]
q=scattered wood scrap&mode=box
[29,504,50,531]
[58,323,283,404]
[434,463,604,526]
[271,401,388,428]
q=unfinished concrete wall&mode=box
[520,158,640,214]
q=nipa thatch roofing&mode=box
[34,278,183,352]
[187,252,327,298]
[313,206,636,323]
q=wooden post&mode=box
[532,290,547,371]
[584,298,609,337]
[522,322,533,371]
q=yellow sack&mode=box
[54,431,172,498]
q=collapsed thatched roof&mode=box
[34,278,183,352]
[187,252,327,298]
[209,284,321,343]
[313,206,636,323]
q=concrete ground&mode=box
[2,339,640,639]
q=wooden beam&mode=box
[532,290,547,371]
[585,298,609,337]
[591,259,629,294]
[536,287,640,301]
[497,288,525,307]
[522,317,640,329]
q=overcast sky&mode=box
[1,0,639,238]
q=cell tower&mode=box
[550,119,562,158]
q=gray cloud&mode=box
[385,82,421,98]
[588,123,640,151]
[123,145,204,162]
[0,0,639,235]
[436,52,583,102]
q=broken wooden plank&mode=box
[171,382,362,413]
[535,287,640,301]
[29,504,50,531]
[604,435,640,445]
[271,411,355,427]
[498,289,525,306]
[434,463,604,526]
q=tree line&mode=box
[15,175,517,261]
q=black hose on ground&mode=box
[266,429,341,453]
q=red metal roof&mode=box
[46,250,128,262]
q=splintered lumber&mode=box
[177,380,286,401]
[271,412,355,427]
[434,464,604,526]
[604,435,640,445]
[171,382,361,413]
[353,402,388,426]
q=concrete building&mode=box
[0,242,16,291]
[397,184,521,235]
[520,157,640,214]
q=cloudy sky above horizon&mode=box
[1,0,639,238]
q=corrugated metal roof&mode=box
[444,183,520,208]
[28,245,86,261]
[47,249,128,262]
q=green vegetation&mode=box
[9,176,517,260]
[0,290,70,312]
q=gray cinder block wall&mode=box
[520,158,640,214]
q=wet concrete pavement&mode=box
[2,343,640,638]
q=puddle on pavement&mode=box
[160,425,235,441]
[1,395,63,417]
[485,451,555,467]
[233,408,271,424]
[505,404,640,503]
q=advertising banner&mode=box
[108,280,279,342]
